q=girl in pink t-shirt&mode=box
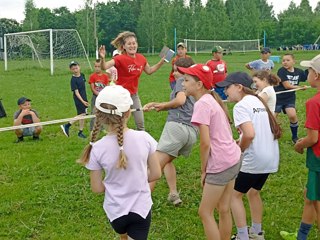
[98,31,165,131]
[78,85,161,240]
[178,64,242,240]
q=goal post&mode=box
[4,29,92,75]
[183,38,261,54]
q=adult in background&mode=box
[206,46,228,99]
[99,31,165,131]
[168,42,191,90]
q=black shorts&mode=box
[74,99,87,115]
[234,171,270,193]
[110,211,151,240]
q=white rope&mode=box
[0,108,141,132]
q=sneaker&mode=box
[15,136,24,143]
[249,231,265,240]
[33,135,40,141]
[167,193,182,206]
[279,231,297,240]
[230,234,240,240]
[60,124,70,137]
[78,132,87,138]
[292,137,298,144]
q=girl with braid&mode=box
[216,72,281,240]
[78,85,161,240]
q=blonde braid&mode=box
[77,114,103,165]
[116,116,127,169]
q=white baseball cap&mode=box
[300,54,320,73]
[95,85,133,116]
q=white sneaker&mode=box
[167,193,182,206]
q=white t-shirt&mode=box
[233,95,279,174]
[258,86,276,112]
[86,129,157,222]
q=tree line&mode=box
[1,0,320,56]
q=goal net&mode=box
[184,39,260,54]
[4,29,92,75]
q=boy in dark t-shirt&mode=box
[60,61,89,138]
[13,97,42,142]
[274,53,307,143]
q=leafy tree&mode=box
[226,0,260,40]
[201,0,231,40]
[0,18,21,34]
[37,8,55,29]
[52,7,76,29]
[22,0,39,31]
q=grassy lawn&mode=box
[0,50,320,239]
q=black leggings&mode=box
[110,211,151,240]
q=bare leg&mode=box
[149,151,174,192]
[218,180,235,240]
[15,129,23,137]
[164,162,178,194]
[231,190,247,228]
[120,234,128,240]
[198,183,226,240]
[247,188,263,226]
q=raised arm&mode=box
[99,45,116,70]
[144,57,165,75]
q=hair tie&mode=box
[119,146,124,151]
[89,142,94,146]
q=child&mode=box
[13,97,42,142]
[216,72,281,240]
[61,61,89,138]
[206,46,228,99]
[274,53,307,143]
[106,49,121,83]
[252,70,281,112]
[78,85,161,240]
[280,54,320,240]
[245,47,274,71]
[99,31,165,131]
[88,59,110,131]
[179,64,242,240]
[168,42,191,90]
[144,57,197,206]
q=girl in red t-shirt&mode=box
[99,31,165,130]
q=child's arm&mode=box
[245,62,253,70]
[294,129,318,154]
[147,153,162,182]
[151,92,186,112]
[90,170,105,193]
[29,110,40,123]
[144,58,165,75]
[74,89,89,107]
[238,122,255,152]
[90,83,99,96]
[199,124,210,187]
[259,92,269,104]
[281,81,306,90]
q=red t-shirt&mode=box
[114,53,147,94]
[168,55,191,83]
[305,92,320,157]
[206,59,227,86]
[89,72,110,94]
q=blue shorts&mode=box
[275,103,295,114]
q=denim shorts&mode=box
[275,103,295,114]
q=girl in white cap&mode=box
[179,64,242,240]
[216,72,281,240]
[78,85,161,240]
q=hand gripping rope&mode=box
[0,87,311,132]
[0,108,142,132]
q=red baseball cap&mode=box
[178,64,213,90]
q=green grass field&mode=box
[0,51,320,239]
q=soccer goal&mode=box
[4,29,92,75]
[183,38,260,54]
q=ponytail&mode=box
[210,90,232,124]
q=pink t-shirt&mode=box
[86,129,157,221]
[191,94,241,173]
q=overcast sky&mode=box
[0,0,319,23]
